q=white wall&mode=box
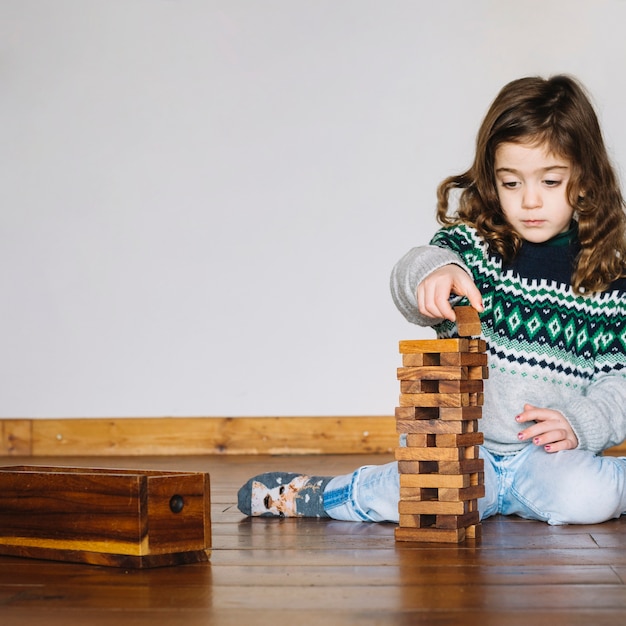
[2,0,626,418]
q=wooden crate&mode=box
[0,465,211,568]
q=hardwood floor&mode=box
[1,453,626,625]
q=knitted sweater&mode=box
[390,222,626,455]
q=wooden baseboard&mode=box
[0,416,398,457]
[2,416,625,457]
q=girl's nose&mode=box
[522,186,542,209]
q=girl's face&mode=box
[494,141,575,243]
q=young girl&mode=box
[238,74,626,526]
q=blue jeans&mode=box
[323,444,626,525]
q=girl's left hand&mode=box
[515,403,579,453]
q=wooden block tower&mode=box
[394,306,487,543]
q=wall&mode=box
[2,0,626,418]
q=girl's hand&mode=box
[515,403,579,453]
[417,264,484,322]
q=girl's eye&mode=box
[544,179,561,187]
[501,181,519,189]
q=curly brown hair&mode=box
[437,75,626,294]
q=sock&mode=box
[237,472,332,518]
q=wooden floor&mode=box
[2,453,626,625]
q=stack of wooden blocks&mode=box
[394,306,487,543]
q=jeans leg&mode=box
[478,445,500,521]
[503,445,626,525]
[324,449,502,523]
[323,461,400,522]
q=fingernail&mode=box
[517,433,524,440]
[545,445,551,452]
[515,415,521,421]
[533,437,540,445]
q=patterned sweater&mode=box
[390,222,626,455]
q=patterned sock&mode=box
[237,472,332,518]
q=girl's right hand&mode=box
[416,264,484,322]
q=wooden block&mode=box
[466,523,482,539]
[438,484,485,502]
[469,471,484,487]
[438,407,482,421]
[425,472,483,492]
[402,407,441,419]
[398,513,433,528]
[437,380,484,393]
[398,513,432,528]
[396,406,482,421]
[399,485,484,504]
[440,352,488,366]
[396,406,478,423]
[395,406,483,423]
[397,378,483,394]
[396,366,468,381]
[399,510,480,527]
[406,433,480,450]
[455,306,482,337]
[395,446,470,462]
[399,500,470,515]
[395,526,466,543]
[400,473,471,489]
[468,339,487,352]
[434,510,480,530]
[0,466,211,568]
[399,338,470,354]
[396,419,477,435]
[400,379,439,394]
[434,432,484,447]
[437,458,484,474]
[399,433,435,447]
[468,365,489,380]
[399,486,438,500]
[467,446,479,459]
[399,393,470,408]
[399,486,438,501]
[398,458,484,475]
[469,393,484,407]
[401,353,441,366]
[395,406,423,419]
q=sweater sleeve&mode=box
[557,372,626,454]
[389,244,472,327]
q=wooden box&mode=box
[0,465,211,568]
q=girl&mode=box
[238,75,626,525]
